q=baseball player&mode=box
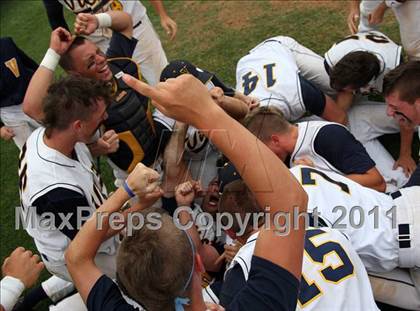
[325,30,402,109]
[23,10,172,186]
[347,61,420,191]
[358,0,420,60]
[158,59,257,188]
[0,37,40,149]
[19,76,119,282]
[236,36,347,124]
[202,176,378,311]
[65,71,308,311]
[244,106,386,192]
[43,0,177,85]
[218,161,420,309]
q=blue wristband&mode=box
[123,180,136,198]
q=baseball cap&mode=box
[160,60,214,86]
[218,161,241,194]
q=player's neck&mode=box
[188,274,209,311]
[43,130,77,158]
[285,125,299,153]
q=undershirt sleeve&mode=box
[313,124,375,174]
[298,74,326,116]
[33,187,91,240]
[87,275,139,311]
[228,256,299,311]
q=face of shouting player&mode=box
[386,90,420,128]
[69,40,113,82]
[202,178,220,215]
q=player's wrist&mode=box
[123,180,136,198]
[95,13,112,29]
[0,276,25,311]
[40,48,61,72]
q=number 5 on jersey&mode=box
[241,63,276,95]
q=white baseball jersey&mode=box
[224,229,378,311]
[19,128,118,267]
[290,121,346,174]
[325,31,402,93]
[236,37,305,121]
[290,165,402,272]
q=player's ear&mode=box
[270,134,280,144]
[73,120,82,131]
[195,253,205,273]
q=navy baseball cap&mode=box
[218,161,242,194]
[160,60,213,85]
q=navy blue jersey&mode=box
[86,256,299,311]
[0,37,38,108]
[314,124,375,174]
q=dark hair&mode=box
[219,179,264,235]
[243,106,291,142]
[59,36,87,71]
[42,75,112,136]
[383,61,420,104]
[330,51,380,91]
[116,208,194,311]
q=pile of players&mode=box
[1,1,420,310]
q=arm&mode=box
[347,0,361,34]
[347,167,386,192]
[395,125,416,177]
[161,122,190,197]
[75,10,133,39]
[210,87,249,120]
[65,163,162,303]
[22,27,73,121]
[1,247,44,311]
[174,181,224,272]
[314,124,386,191]
[368,1,388,26]
[122,74,308,279]
[149,0,177,40]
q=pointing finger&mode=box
[122,74,163,103]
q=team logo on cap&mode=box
[5,58,20,78]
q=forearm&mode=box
[399,125,414,158]
[101,11,132,38]
[196,107,306,214]
[66,188,129,266]
[347,168,386,192]
[218,95,249,120]
[149,0,169,18]
[350,0,360,10]
[23,66,54,121]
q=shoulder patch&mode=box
[5,58,20,78]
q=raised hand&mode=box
[126,163,161,198]
[74,13,99,36]
[122,73,220,127]
[49,27,74,55]
[2,247,44,288]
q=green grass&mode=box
[0,1,417,309]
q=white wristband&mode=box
[96,13,112,28]
[0,276,25,311]
[40,48,61,72]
